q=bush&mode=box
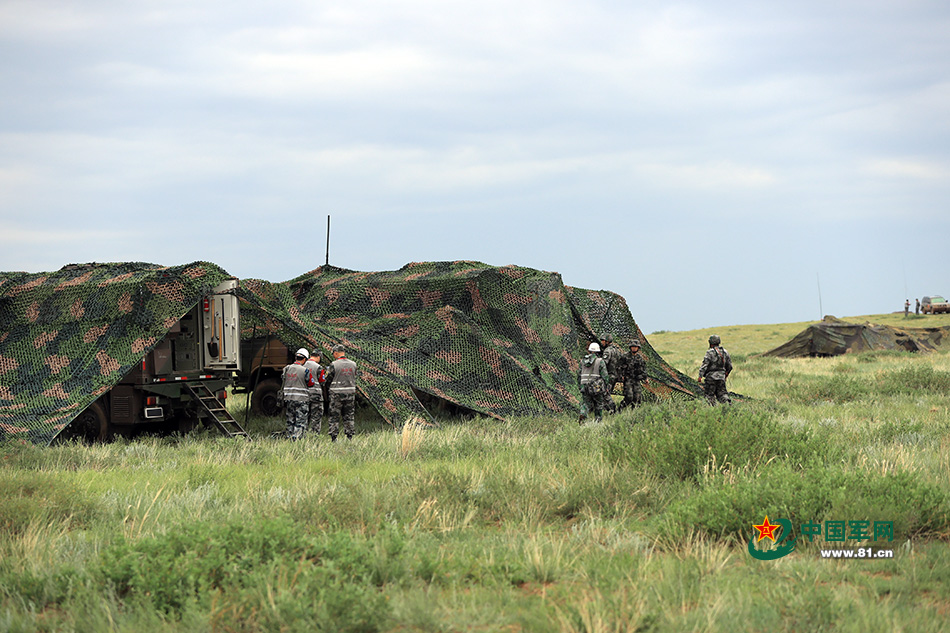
[603,402,842,480]
[98,516,393,630]
[0,472,102,535]
[878,365,950,396]
[663,465,949,543]
[775,374,870,404]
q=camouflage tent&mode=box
[1,260,701,444]
[761,316,950,358]
[0,262,234,444]
[236,261,701,426]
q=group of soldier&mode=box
[279,344,358,441]
[280,332,732,437]
[578,333,732,423]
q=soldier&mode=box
[578,342,610,424]
[598,333,621,413]
[916,298,921,315]
[303,350,325,436]
[324,344,358,441]
[281,348,315,440]
[618,339,648,411]
[698,335,732,405]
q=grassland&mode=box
[3,313,950,632]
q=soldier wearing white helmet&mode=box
[577,341,610,424]
[280,347,315,439]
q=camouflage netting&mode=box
[236,261,702,426]
[761,316,950,358]
[1,260,702,444]
[0,262,235,444]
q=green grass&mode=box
[3,316,950,631]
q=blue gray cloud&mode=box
[2,0,948,331]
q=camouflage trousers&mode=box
[604,377,619,413]
[328,393,355,439]
[308,395,324,435]
[284,400,309,440]
[703,379,731,405]
[619,381,642,410]
[579,382,608,423]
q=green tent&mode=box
[1,260,702,444]
[761,316,950,358]
[236,261,702,426]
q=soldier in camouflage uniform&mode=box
[578,342,611,424]
[598,333,621,413]
[324,344,358,441]
[698,335,733,405]
[303,350,326,436]
[618,339,648,410]
[281,348,315,440]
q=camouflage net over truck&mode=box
[1,260,702,444]
[0,262,234,445]
[237,261,702,426]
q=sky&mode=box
[1,0,948,333]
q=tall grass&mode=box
[3,324,950,631]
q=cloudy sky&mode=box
[1,0,948,332]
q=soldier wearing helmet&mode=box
[598,333,621,413]
[281,347,316,439]
[578,342,611,424]
[323,344,358,441]
[698,335,732,405]
[618,339,648,410]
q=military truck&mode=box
[60,280,247,442]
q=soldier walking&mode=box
[324,344,358,441]
[698,335,732,405]
[578,342,610,424]
[303,350,326,436]
[598,333,622,413]
[618,339,648,410]
[281,348,315,440]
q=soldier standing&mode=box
[618,339,648,410]
[303,350,325,436]
[324,344,358,441]
[578,342,610,424]
[698,335,732,405]
[916,298,921,315]
[598,333,621,413]
[281,348,315,440]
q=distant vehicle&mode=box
[921,296,950,314]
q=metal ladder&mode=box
[184,382,249,439]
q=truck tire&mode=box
[251,379,282,417]
[57,400,111,443]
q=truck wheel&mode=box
[251,379,282,416]
[60,400,110,443]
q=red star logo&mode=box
[753,516,780,543]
